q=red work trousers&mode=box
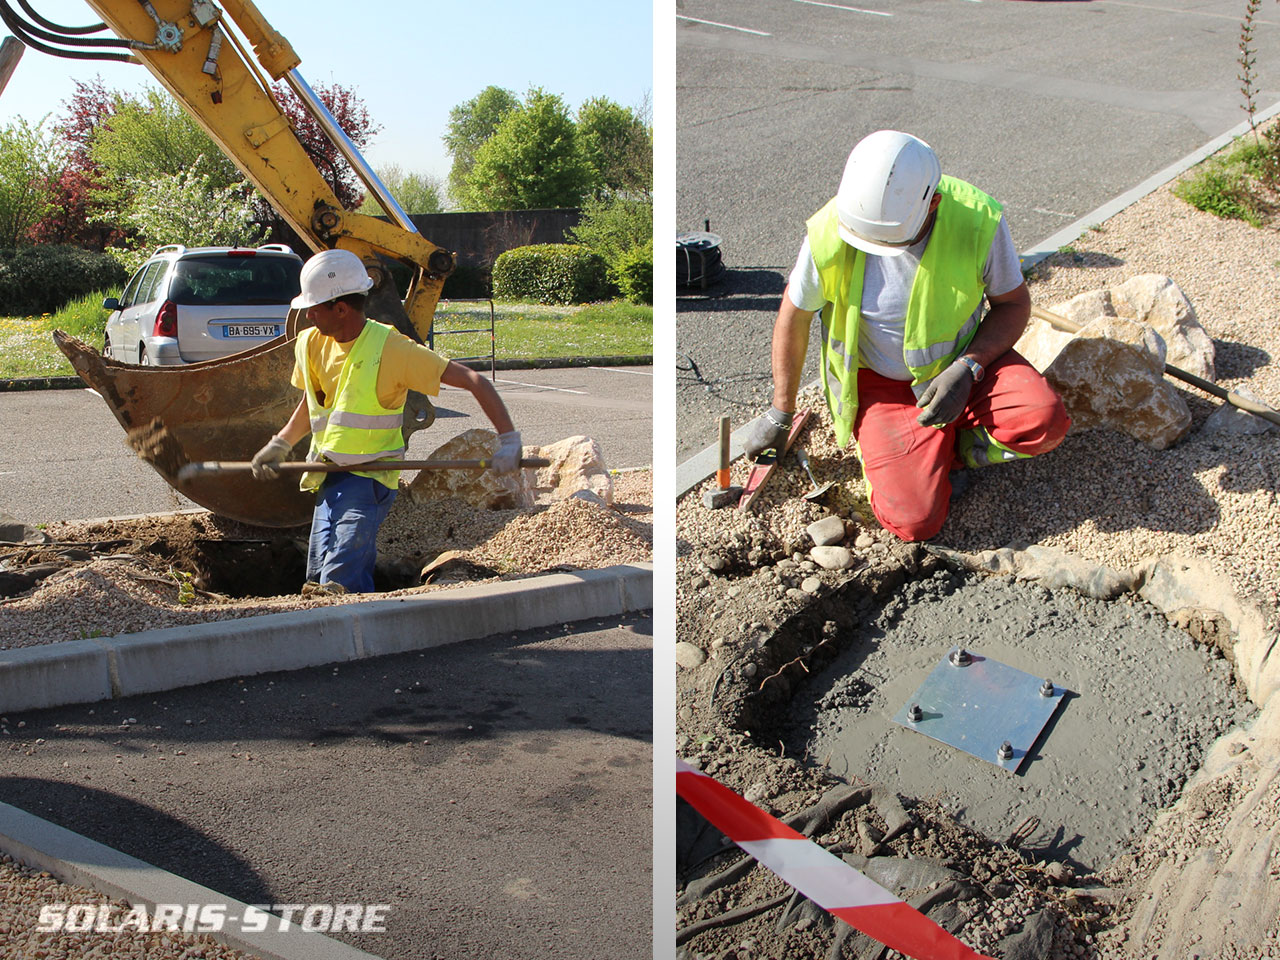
[852,351,1070,542]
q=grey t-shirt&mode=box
[786,215,1023,380]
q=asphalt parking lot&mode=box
[675,0,1280,461]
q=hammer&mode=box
[703,416,743,508]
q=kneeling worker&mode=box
[251,248,523,594]
[744,130,1071,541]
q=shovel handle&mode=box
[1031,306,1280,428]
[177,457,551,485]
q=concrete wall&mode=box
[407,209,582,269]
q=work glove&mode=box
[742,406,793,460]
[250,435,293,480]
[491,430,522,474]
[916,359,975,427]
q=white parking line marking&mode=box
[494,378,589,395]
[676,15,771,36]
[1095,0,1280,24]
[587,367,653,376]
[1033,207,1077,219]
[791,0,891,16]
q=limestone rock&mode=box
[1110,274,1215,381]
[0,512,46,544]
[1012,315,1074,372]
[406,428,533,509]
[1044,317,1192,449]
[810,545,857,570]
[675,641,706,669]
[530,435,614,505]
[1201,386,1279,435]
[806,515,847,547]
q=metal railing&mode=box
[429,299,497,381]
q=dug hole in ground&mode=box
[675,178,1280,960]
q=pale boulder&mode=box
[1110,274,1215,381]
[1044,316,1192,450]
[406,428,534,509]
[531,436,614,505]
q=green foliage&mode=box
[444,86,520,208]
[463,88,595,211]
[0,117,66,247]
[613,239,653,304]
[568,194,652,286]
[110,159,267,254]
[577,96,652,197]
[492,243,610,304]
[89,89,239,198]
[1173,153,1264,227]
[0,245,126,316]
[42,288,114,342]
[358,163,445,215]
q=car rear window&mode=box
[168,255,303,306]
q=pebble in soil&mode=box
[784,566,1255,872]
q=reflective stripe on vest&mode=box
[806,175,1003,448]
[295,320,406,492]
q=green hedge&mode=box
[613,240,652,305]
[0,245,128,317]
[491,243,611,305]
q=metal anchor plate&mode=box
[891,646,1067,773]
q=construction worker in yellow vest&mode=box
[743,130,1070,541]
[249,249,522,594]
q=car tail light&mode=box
[153,300,178,337]
[227,248,255,256]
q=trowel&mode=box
[794,446,834,502]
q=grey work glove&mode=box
[250,435,293,480]
[491,430,522,474]
[915,359,975,427]
[742,406,793,460]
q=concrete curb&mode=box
[0,563,653,712]
[0,801,384,960]
[676,107,1280,497]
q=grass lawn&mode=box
[0,297,652,379]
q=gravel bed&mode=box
[0,470,651,650]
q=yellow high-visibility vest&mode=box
[807,175,1003,447]
[295,319,405,492]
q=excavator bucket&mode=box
[54,326,434,528]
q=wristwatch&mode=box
[957,355,985,382]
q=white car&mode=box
[102,244,303,365]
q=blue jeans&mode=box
[307,473,398,593]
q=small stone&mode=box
[810,545,857,570]
[801,577,822,594]
[704,553,727,572]
[854,533,874,550]
[691,576,709,590]
[786,588,808,601]
[675,642,707,669]
[744,781,770,803]
[1228,742,1248,756]
[1045,861,1074,884]
[806,516,847,547]
[742,662,758,678]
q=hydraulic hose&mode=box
[0,0,134,60]
[13,0,106,34]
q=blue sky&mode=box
[0,0,654,185]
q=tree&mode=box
[358,163,445,216]
[577,96,652,198]
[89,89,240,196]
[443,85,519,207]
[462,88,595,211]
[273,79,382,210]
[0,118,66,247]
[115,157,266,254]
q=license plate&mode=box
[223,324,281,338]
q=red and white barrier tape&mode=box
[677,759,994,960]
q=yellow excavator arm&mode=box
[81,0,453,343]
[33,0,459,526]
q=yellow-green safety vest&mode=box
[807,175,1003,448]
[295,319,405,492]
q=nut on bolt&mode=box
[949,647,972,667]
[907,704,923,723]
[998,740,1014,761]
[1040,678,1055,698]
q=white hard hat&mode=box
[291,248,375,309]
[835,130,942,257]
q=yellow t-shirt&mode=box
[291,324,449,410]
